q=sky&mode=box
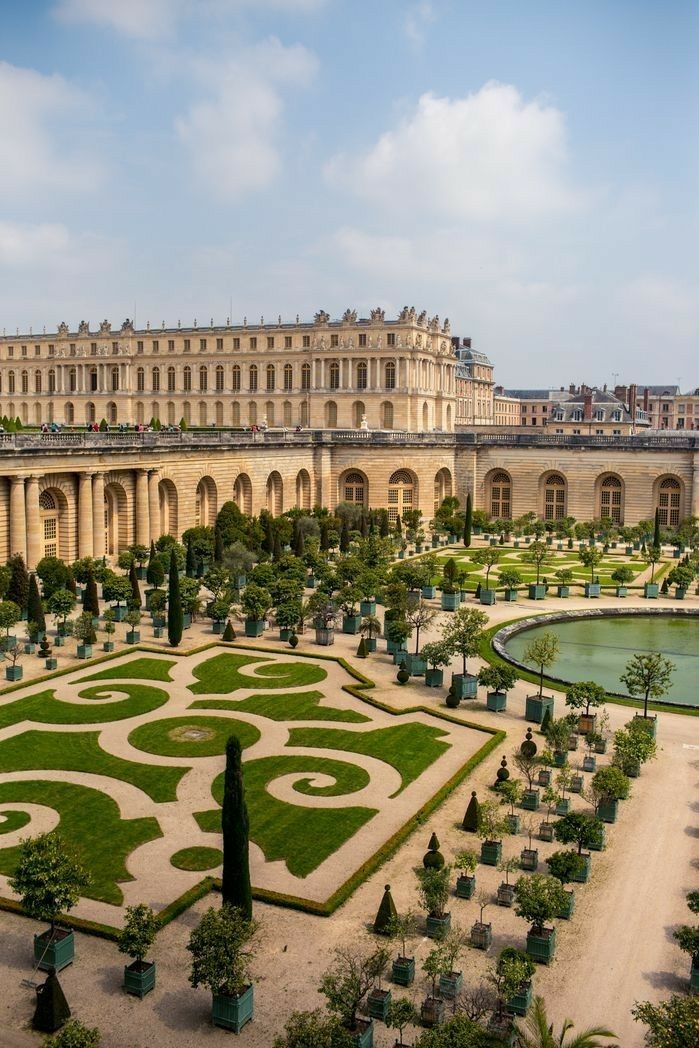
[0,0,697,387]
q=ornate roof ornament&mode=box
[370,306,385,323]
[342,308,357,323]
[57,321,69,336]
[99,319,111,334]
[78,320,90,334]
[314,309,330,325]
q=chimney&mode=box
[627,383,637,415]
[451,336,460,351]
[462,337,472,348]
[569,383,576,394]
[583,393,593,421]
[643,387,649,412]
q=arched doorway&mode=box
[234,473,252,515]
[387,469,416,524]
[542,473,567,521]
[158,479,178,538]
[597,474,624,524]
[340,470,367,507]
[488,470,512,519]
[655,476,683,528]
[195,477,217,527]
[296,469,311,510]
[422,402,429,430]
[266,471,283,515]
[434,468,453,512]
[325,401,338,428]
[352,401,366,428]
[39,488,68,560]
[381,401,393,429]
[104,482,128,555]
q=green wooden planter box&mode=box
[421,998,445,1028]
[45,657,58,670]
[392,956,415,986]
[34,929,74,973]
[555,798,570,816]
[426,912,451,939]
[504,588,519,601]
[497,883,515,907]
[690,962,699,992]
[634,713,658,739]
[570,775,584,794]
[125,631,140,644]
[480,588,496,605]
[589,825,606,852]
[342,614,362,635]
[76,644,93,659]
[360,599,376,616]
[124,961,156,998]
[315,628,335,646]
[5,666,23,681]
[306,574,316,588]
[212,621,226,635]
[626,545,634,555]
[557,890,575,920]
[421,585,437,599]
[480,840,502,866]
[520,848,539,871]
[506,814,521,834]
[644,582,659,598]
[212,986,254,1033]
[452,673,478,699]
[367,988,391,1021]
[23,642,36,654]
[522,789,540,811]
[403,653,426,676]
[582,755,597,773]
[470,922,492,950]
[182,613,192,629]
[506,981,533,1016]
[153,627,164,639]
[528,583,546,600]
[279,627,292,641]
[102,641,115,652]
[557,585,570,598]
[538,769,552,786]
[486,690,507,712]
[571,852,591,883]
[616,586,628,597]
[539,821,554,842]
[526,695,554,724]
[54,635,65,647]
[364,637,377,652]
[526,926,556,965]
[439,971,463,1000]
[456,874,476,899]
[386,639,408,656]
[112,604,127,621]
[598,798,618,823]
[245,618,265,637]
[425,668,444,688]
[440,591,460,611]
[584,583,601,597]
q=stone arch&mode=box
[135,401,145,425]
[654,474,684,528]
[541,471,567,521]
[85,402,96,424]
[167,401,176,425]
[266,471,283,515]
[199,401,208,427]
[20,402,28,424]
[64,402,74,424]
[234,473,252,515]
[107,401,117,424]
[264,400,275,426]
[195,476,217,527]
[325,401,338,428]
[422,401,429,430]
[150,401,160,423]
[104,480,129,555]
[158,478,178,539]
[434,467,453,512]
[283,400,292,427]
[231,401,241,426]
[215,401,223,426]
[182,401,191,426]
[381,401,393,429]
[387,468,417,523]
[446,403,452,430]
[299,402,309,426]
[33,402,41,425]
[595,473,624,524]
[39,485,69,561]
[352,400,365,428]
[339,469,368,507]
[486,469,512,520]
[296,469,312,510]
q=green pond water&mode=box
[505,615,699,707]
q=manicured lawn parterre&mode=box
[431,548,648,587]
[128,715,261,757]
[79,657,176,683]
[196,755,376,878]
[0,810,31,835]
[189,689,370,723]
[0,684,170,730]
[188,651,327,693]
[171,846,223,871]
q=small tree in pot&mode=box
[10,831,88,972]
[0,599,21,651]
[578,546,604,595]
[385,997,418,1047]
[512,750,543,810]
[611,564,634,596]
[476,800,510,866]
[453,848,479,899]
[619,651,674,730]
[420,641,452,688]
[470,890,492,950]
[553,811,604,882]
[539,786,560,842]
[360,613,382,652]
[118,903,158,997]
[240,584,272,638]
[421,946,449,1028]
[673,892,699,991]
[386,911,418,986]
[416,865,451,939]
[499,568,522,601]
[48,589,76,639]
[564,680,606,735]
[489,946,536,1025]
[547,850,586,919]
[587,765,630,823]
[522,632,559,724]
[441,607,488,699]
[471,547,502,603]
[520,818,539,872]
[496,857,521,907]
[478,664,518,712]
[497,778,523,834]
[74,610,97,658]
[319,942,390,1040]
[554,567,574,597]
[435,924,469,1002]
[522,541,550,597]
[544,716,572,767]
[513,874,568,965]
[187,904,260,1033]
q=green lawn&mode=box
[0,779,161,904]
[0,810,30,835]
[196,755,375,878]
[189,652,327,694]
[79,657,176,683]
[286,723,450,796]
[0,730,185,802]
[0,684,170,731]
[189,690,369,723]
[170,846,222,871]
[128,715,260,758]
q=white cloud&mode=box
[0,62,101,199]
[175,39,317,199]
[326,81,581,223]
[404,2,435,48]
[54,0,326,38]
[0,222,72,266]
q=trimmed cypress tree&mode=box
[272,530,282,561]
[653,507,661,549]
[167,548,183,647]
[373,884,397,935]
[222,619,236,641]
[540,706,552,735]
[221,735,252,920]
[83,570,100,617]
[32,971,71,1033]
[214,524,224,565]
[185,535,196,578]
[339,517,351,553]
[7,554,29,611]
[356,637,368,658]
[128,561,141,608]
[463,492,473,547]
[27,574,46,635]
[462,791,480,832]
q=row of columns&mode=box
[8,468,161,570]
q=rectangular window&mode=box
[35,344,41,356]
[358,333,367,347]
[573,428,581,434]
[183,339,191,352]
[69,344,76,356]
[152,340,159,353]
[613,429,621,435]
[48,344,55,356]
[200,339,207,351]
[90,342,97,356]
[7,346,13,357]
[387,333,396,346]
[21,345,27,357]
[595,428,604,435]
[267,336,274,349]
[168,340,175,352]
[284,336,292,349]
[137,341,144,353]
[330,334,339,347]
[112,342,119,354]
[233,337,240,350]
[216,338,223,350]
[250,337,257,350]
[302,335,310,348]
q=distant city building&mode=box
[497,384,649,434]
[452,338,494,425]
[617,385,699,431]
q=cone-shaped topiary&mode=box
[221,735,252,920]
[356,637,368,658]
[474,581,481,599]
[373,883,397,935]
[128,561,141,608]
[540,707,552,735]
[222,619,236,642]
[423,832,445,869]
[8,554,29,611]
[185,535,196,578]
[462,791,480,831]
[32,971,71,1033]
[83,570,99,617]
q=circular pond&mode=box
[502,612,699,707]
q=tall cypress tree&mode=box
[27,574,46,635]
[214,524,224,565]
[7,554,29,611]
[653,507,661,549]
[221,735,252,920]
[167,548,183,647]
[463,492,473,548]
[185,535,196,578]
[339,517,351,552]
[83,570,100,617]
[128,560,141,608]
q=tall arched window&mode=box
[35,370,42,394]
[325,401,337,428]
[199,401,207,426]
[167,366,176,392]
[39,490,59,558]
[265,400,275,426]
[381,401,393,428]
[283,401,292,426]
[387,469,415,523]
[21,370,28,393]
[385,360,396,389]
[343,471,366,505]
[232,365,241,391]
[215,401,223,426]
[89,367,97,392]
[248,401,257,424]
[215,365,224,391]
[543,473,566,520]
[111,367,119,392]
[266,471,283,514]
[231,401,240,426]
[489,471,512,519]
[8,371,15,394]
[137,367,145,392]
[266,364,275,391]
[65,401,74,423]
[48,369,56,394]
[151,367,160,392]
[199,366,208,392]
[656,477,682,527]
[599,475,623,523]
[357,361,368,389]
[183,366,192,391]
[283,364,293,390]
[107,401,117,423]
[301,363,311,390]
[249,365,258,391]
[328,361,340,389]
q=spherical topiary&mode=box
[446,683,460,709]
[423,832,445,869]
[496,755,510,784]
[288,633,299,649]
[397,660,410,685]
[520,727,537,758]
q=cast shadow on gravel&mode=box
[641,968,688,994]
[153,989,211,1033]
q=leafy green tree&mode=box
[564,681,606,717]
[643,545,662,584]
[522,542,550,584]
[101,574,132,607]
[7,553,29,610]
[0,600,21,641]
[471,547,502,587]
[47,589,76,630]
[221,736,252,920]
[478,665,518,694]
[632,994,699,1048]
[118,903,158,966]
[611,566,634,587]
[553,812,604,855]
[546,850,586,885]
[73,611,97,646]
[515,995,618,1047]
[513,874,568,936]
[28,573,46,635]
[167,547,183,647]
[578,546,604,583]
[188,904,260,998]
[83,570,100,617]
[441,607,488,676]
[43,1019,102,1047]
[272,1010,354,1048]
[9,831,88,935]
[523,632,560,698]
[36,557,73,599]
[415,1014,503,1046]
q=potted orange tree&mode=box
[513,873,568,965]
[416,866,451,939]
[479,664,518,713]
[319,942,390,1047]
[119,903,158,998]
[187,904,260,1033]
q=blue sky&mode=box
[0,0,697,386]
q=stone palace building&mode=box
[0,308,697,567]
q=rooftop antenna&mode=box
[612,372,619,388]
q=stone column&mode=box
[148,470,160,544]
[25,476,41,570]
[78,472,94,558]
[9,476,27,561]
[92,473,105,559]
[135,469,149,547]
